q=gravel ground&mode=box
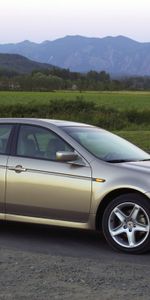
[0,222,150,300]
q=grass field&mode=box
[115,131,150,152]
[0,91,150,111]
[0,91,149,151]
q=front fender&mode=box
[91,180,150,214]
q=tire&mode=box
[102,193,150,254]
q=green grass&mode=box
[0,91,150,111]
[0,91,150,151]
[115,131,150,152]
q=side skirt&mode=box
[3,213,95,230]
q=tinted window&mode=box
[17,125,73,160]
[0,124,13,154]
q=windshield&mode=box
[63,126,150,163]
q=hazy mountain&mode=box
[0,53,53,73]
[0,36,150,75]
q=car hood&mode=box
[120,160,150,173]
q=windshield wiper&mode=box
[107,158,150,163]
[106,159,132,163]
[138,159,150,161]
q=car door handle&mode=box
[8,165,27,173]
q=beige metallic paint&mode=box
[0,118,149,231]
[0,156,9,217]
[6,156,92,222]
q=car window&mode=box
[0,124,13,154]
[17,125,73,160]
[63,126,150,162]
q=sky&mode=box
[0,0,150,43]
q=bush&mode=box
[0,98,149,131]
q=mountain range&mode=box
[0,53,53,74]
[0,35,150,76]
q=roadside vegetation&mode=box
[0,91,149,151]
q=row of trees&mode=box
[0,67,150,91]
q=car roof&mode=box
[0,118,92,127]
[41,119,92,127]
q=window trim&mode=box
[13,123,75,162]
[0,123,16,156]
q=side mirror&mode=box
[56,151,78,162]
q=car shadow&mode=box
[0,221,150,263]
[0,221,110,255]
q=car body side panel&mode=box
[90,159,150,214]
[0,155,8,219]
[6,156,92,222]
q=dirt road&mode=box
[0,222,150,299]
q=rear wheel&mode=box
[102,193,150,254]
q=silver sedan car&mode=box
[0,118,150,253]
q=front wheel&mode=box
[102,193,150,254]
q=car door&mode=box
[0,123,14,218]
[6,124,92,222]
